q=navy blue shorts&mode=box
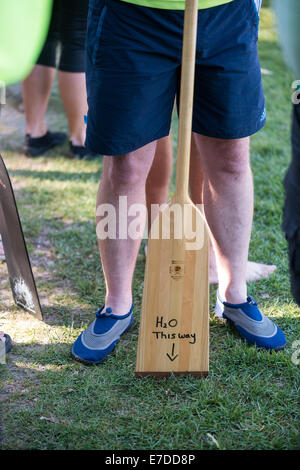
[85,0,266,155]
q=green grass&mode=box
[0,7,299,450]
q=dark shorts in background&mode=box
[282,104,300,306]
[37,0,89,73]
[86,0,266,155]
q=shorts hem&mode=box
[58,65,86,73]
[192,119,266,140]
[85,131,170,156]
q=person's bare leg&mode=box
[189,134,276,284]
[97,141,157,315]
[0,331,6,350]
[189,136,218,282]
[144,134,276,284]
[22,65,56,137]
[192,134,252,303]
[146,135,173,230]
[58,71,88,146]
[0,236,4,258]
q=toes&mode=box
[246,262,277,282]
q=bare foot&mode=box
[209,260,277,284]
[246,261,277,282]
[144,243,276,285]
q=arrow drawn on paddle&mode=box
[166,343,178,362]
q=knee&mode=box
[107,157,146,195]
[219,153,250,178]
[204,137,250,178]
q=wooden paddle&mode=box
[135,0,210,377]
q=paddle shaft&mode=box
[174,0,198,204]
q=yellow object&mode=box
[0,0,52,85]
[121,0,233,10]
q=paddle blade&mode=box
[135,202,209,377]
[0,155,42,320]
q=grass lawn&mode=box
[0,7,299,450]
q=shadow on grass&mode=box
[9,167,102,183]
[5,341,76,367]
[7,219,299,330]
[40,305,96,329]
[5,327,138,368]
[4,316,297,373]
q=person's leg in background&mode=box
[145,135,173,234]
[23,0,92,159]
[282,103,300,306]
[22,65,56,139]
[145,134,276,283]
[147,132,253,304]
[57,0,91,158]
[22,0,67,156]
[58,71,87,148]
